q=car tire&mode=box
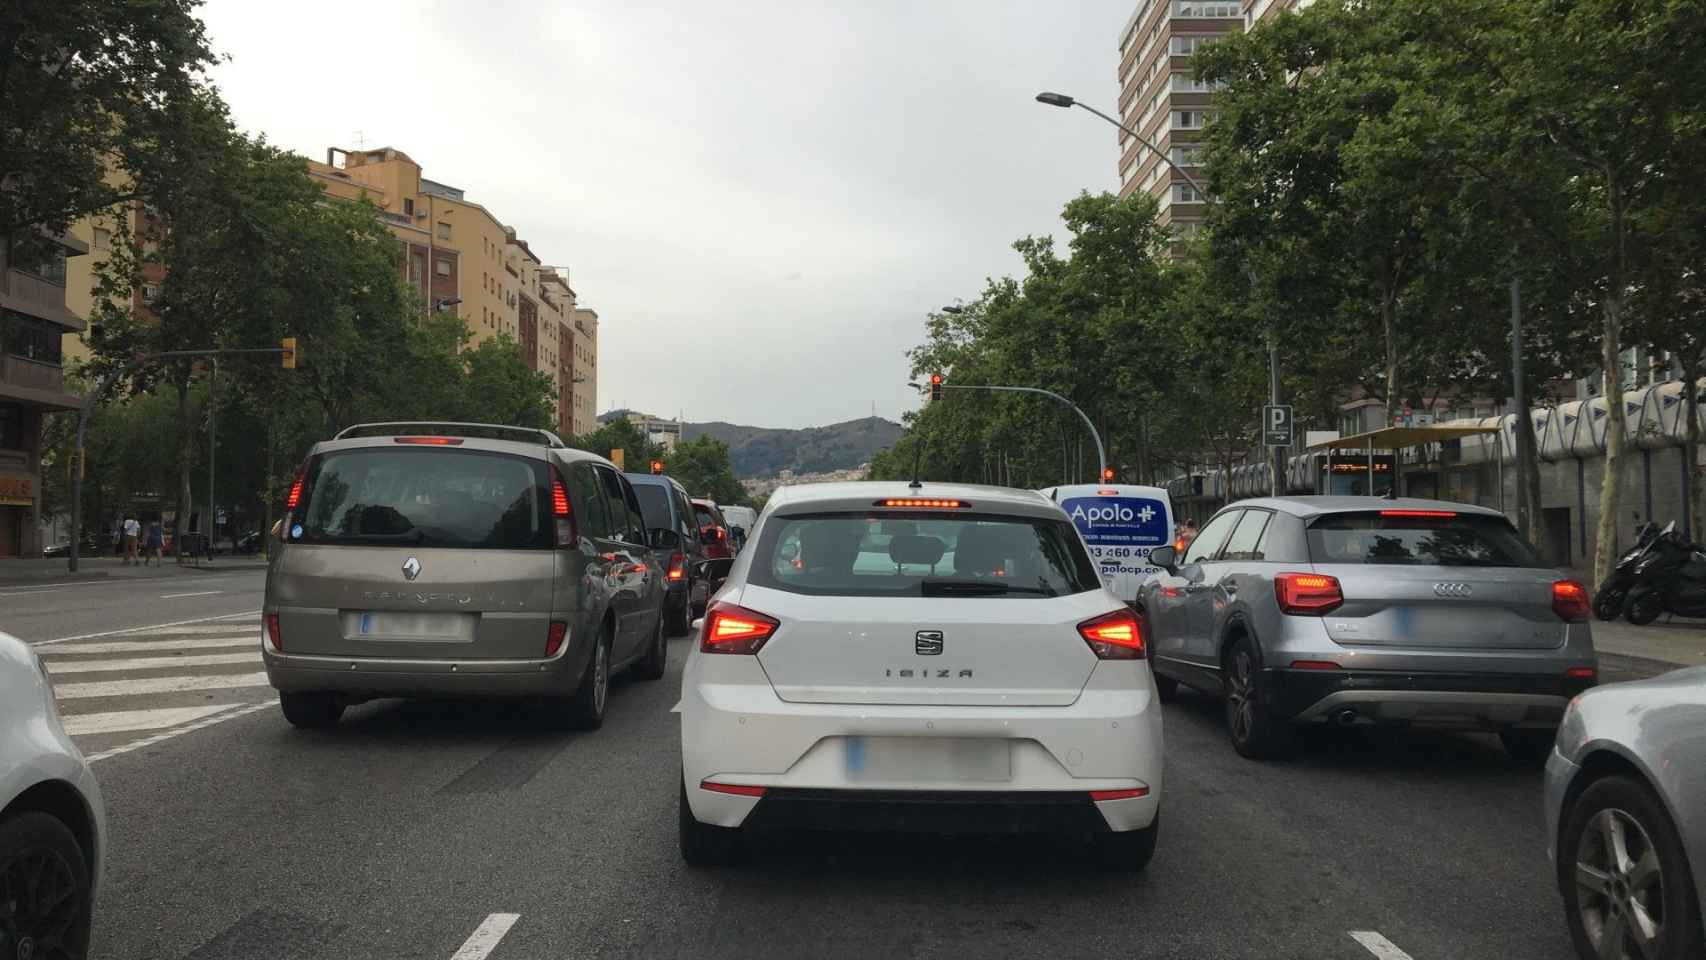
[1153,672,1180,703]
[1223,636,1293,760]
[667,595,692,638]
[0,810,93,959]
[1622,588,1665,627]
[634,611,668,681]
[1498,728,1555,764]
[280,691,344,729]
[1592,585,1626,622]
[1090,817,1160,873]
[563,630,611,730]
[1559,775,1704,960]
[679,776,745,867]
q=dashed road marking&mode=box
[161,589,224,599]
[450,914,520,960]
[1350,931,1416,960]
[60,704,243,737]
[53,671,270,700]
[43,651,260,674]
[40,635,255,656]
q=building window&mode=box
[1170,73,1220,93]
[141,283,160,304]
[1172,183,1205,203]
[1170,35,1213,55]
[1,312,64,366]
[437,221,451,240]
[1173,0,1239,16]
[1173,110,1214,129]
[403,198,414,216]
[409,253,425,284]
[0,402,21,449]
[92,227,112,250]
[1170,144,1206,166]
[10,238,67,285]
[435,257,452,277]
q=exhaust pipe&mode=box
[1332,708,1360,728]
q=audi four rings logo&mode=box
[402,557,422,582]
[915,630,944,655]
[1433,582,1473,598]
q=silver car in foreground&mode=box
[1139,496,1598,760]
[1544,666,1705,960]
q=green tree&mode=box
[570,418,664,473]
[454,335,557,430]
[666,435,747,506]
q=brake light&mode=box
[667,552,685,580]
[1089,787,1150,801]
[713,527,726,541]
[1097,489,1120,496]
[700,780,767,798]
[1565,666,1597,680]
[545,621,567,657]
[1552,580,1591,623]
[1379,509,1456,518]
[393,436,463,445]
[285,463,306,510]
[702,602,779,655]
[265,613,282,652]
[1078,608,1145,660]
[550,467,576,547]
[876,499,970,508]
[1275,573,1344,615]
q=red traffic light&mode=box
[1101,467,1115,482]
[929,373,944,402]
[650,460,665,474]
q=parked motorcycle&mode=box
[1592,520,1662,620]
[1620,522,1706,625]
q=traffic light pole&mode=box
[940,384,1106,483]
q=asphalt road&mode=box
[26,612,1669,960]
[0,568,266,643]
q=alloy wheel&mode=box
[1575,807,1666,960]
[1227,651,1255,744]
[593,642,609,716]
[0,846,81,960]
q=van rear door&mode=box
[1043,484,1173,603]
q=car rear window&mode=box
[693,503,720,528]
[1306,511,1542,568]
[631,483,673,532]
[748,512,1101,597]
[293,448,551,549]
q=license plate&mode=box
[843,737,1011,783]
[345,611,477,642]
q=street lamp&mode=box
[433,297,462,313]
[1034,91,1206,195]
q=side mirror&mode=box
[1148,544,1178,572]
[650,528,682,550]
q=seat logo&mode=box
[915,630,944,655]
[1433,582,1472,598]
[402,556,422,581]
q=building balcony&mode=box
[0,353,78,410]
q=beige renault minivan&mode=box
[262,422,671,730]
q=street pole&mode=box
[1510,275,1528,538]
[1270,335,1283,496]
[941,383,1107,482]
[207,355,217,564]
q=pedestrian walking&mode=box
[145,520,164,566]
[122,515,140,565]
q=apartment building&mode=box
[569,307,599,436]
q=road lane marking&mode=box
[1349,931,1416,960]
[0,588,65,597]
[160,590,223,599]
[44,651,260,674]
[60,704,242,737]
[450,914,520,960]
[2,572,260,592]
[85,700,276,763]
[53,671,270,700]
[40,636,255,656]
[35,610,261,646]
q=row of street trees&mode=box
[874,0,1705,583]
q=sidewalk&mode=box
[0,555,269,586]
[1592,617,1706,669]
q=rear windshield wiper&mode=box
[920,579,1054,597]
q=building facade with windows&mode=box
[570,308,599,436]
[0,233,87,557]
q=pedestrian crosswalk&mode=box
[36,613,278,761]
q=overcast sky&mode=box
[199,0,1131,429]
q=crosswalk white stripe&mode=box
[86,700,276,763]
[107,624,259,636]
[45,652,261,675]
[60,704,242,737]
[54,672,271,700]
[1349,931,1416,960]
[450,914,520,960]
[40,636,255,656]
[36,611,261,646]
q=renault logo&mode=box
[915,630,944,655]
[402,557,422,582]
[1433,582,1472,598]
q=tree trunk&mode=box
[1684,356,1702,543]
[262,421,275,561]
[1382,289,1399,427]
[1515,399,1548,559]
[176,375,194,564]
[1592,293,1627,587]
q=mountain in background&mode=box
[683,416,902,479]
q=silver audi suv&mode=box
[1138,496,1598,761]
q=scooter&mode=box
[1592,520,1662,620]
[1621,522,1706,625]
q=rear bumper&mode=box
[262,646,586,699]
[1265,667,1596,728]
[741,788,1124,835]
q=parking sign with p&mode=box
[1263,404,1294,446]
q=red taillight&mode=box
[393,436,463,445]
[1289,660,1341,671]
[1089,787,1150,801]
[1275,573,1344,615]
[1078,608,1145,660]
[701,602,779,655]
[667,552,685,580]
[550,467,576,547]
[875,498,969,508]
[1566,666,1597,680]
[713,527,726,541]
[265,613,282,652]
[545,621,567,657]
[1552,580,1591,623]
[285,468,305,510]
[700,780,767,798]
[1379,509,1456,518]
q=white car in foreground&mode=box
[678,482,1163,869]
[1,631,105,959]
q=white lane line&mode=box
[1349,931,1416,960]
[41,636,255,656]
[3,572,259,592]
[61,704,242,737]
[450,914,520,960]
[45,652,260,675]
[0,588,65,597]
[34,610,261,646]
[86,700,275,763]
[160,590,223,599]
[54,672,271,700]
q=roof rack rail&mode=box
[332,421,566,448]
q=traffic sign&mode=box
[1263,404,1294,446]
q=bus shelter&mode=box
[1304,424,1505,509]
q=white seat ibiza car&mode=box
[678,482,1163,869]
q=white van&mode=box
[1037,483,1174,605]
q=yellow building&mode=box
[570,307,599,436]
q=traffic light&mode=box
[1102,467,1116,483]
[929,373,943,402]
[281,336,298,369]
[650,460,665,475]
